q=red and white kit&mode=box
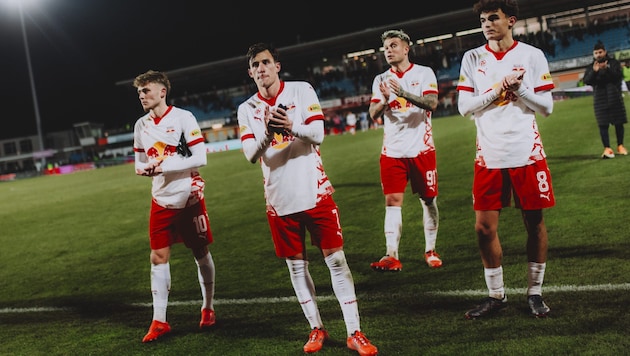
[133,106,207,209]
[238,81,333,217]
[370,64,439,158]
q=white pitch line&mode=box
[426,282,630,297]
[1,283,629,314]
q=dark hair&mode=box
[473,0,519,18]
[593,41,606,51]
[246,42,280,65]
[133,70,171,94]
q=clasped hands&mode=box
[379,78,406,99]
[265,105,292,135]
[498,69,525,94]
[136,160,163,177]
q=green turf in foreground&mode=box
[0,96,629,355]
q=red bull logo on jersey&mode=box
[541,73,552,81]
[492,87,519,106]
[270,131,294,150]
[388,96,412,112]
[146,141,177,161]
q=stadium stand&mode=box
[151,0,630,125]
[2,0,629,176]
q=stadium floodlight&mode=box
[346,49,376,58]
[456,28,484,36]
[417,34,454,44]
[4,0,47,166]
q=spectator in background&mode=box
[328,111,345,135]
[345,110,357,135]
[583,41,628,158]
[358,110,370,132]
[368,29,443,272]
[236,42,378,356]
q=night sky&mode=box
[0,0,469,140]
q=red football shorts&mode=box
[266,195,344,258]
[149,198,213,250]
[380,152,438,198]
[472,159,555,211]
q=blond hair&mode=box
[133,70,171,94]
[381,29,412,46]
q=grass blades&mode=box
[0,96,629,355]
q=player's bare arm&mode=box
[369,100,388,122]
[399,91,439,112]
[368,81,392,119]
[387,78,438,111]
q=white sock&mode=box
[286,259,322,329]
[527,262,546,296]
[420,198,439,252]
[150,263,171,322]
[384,206,402,259]
[325,251,360,336]
[484,266,505,300]
[196,252,216,310]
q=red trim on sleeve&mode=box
[534,83,555,93]
[241,133,255,141]
[189,137,205,146]
[304,114,325,125]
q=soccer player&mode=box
[456,0,555,319]
[368,29,442,272]
[237,43,378,356]
[132,70,217,342]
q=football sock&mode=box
[484,266,505,300]
[150,262,171,322]
[527,261,546,296]
[384,206,402,259]
[196,252,216,310]
[325,250,360,336]
[286,259,323,329]
[420,198,439,252]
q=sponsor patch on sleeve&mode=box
[308,104,322,112]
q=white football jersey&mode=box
[370,63,439,158]
[457,41,555,168]
[133,106,206,209]
[238,81,333,217]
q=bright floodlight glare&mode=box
[5,0,42,8]
[5,0,48,163]
[1,0,47,15]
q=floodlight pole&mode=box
[18,2,46,167]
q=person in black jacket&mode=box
[583,41,628,158]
